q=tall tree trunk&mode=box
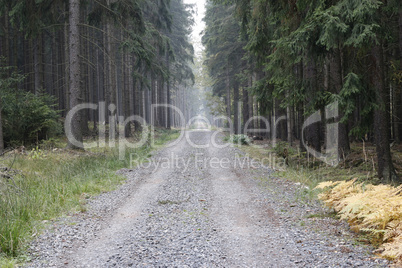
[4,8,11,70]
[242,87,249,134]
[151,73,157,126]
[134,61,142,132]
[67,0,83,149]
[0,97,4,153]
[298,102,305,152]
[225,65,231,128]
[33,35,44,94]
[80,16,90,136]
[392,84,399,143]
[371,44,398,182]
[304,56,321,154]
[128,53,134,133]
[64,20,70,117]
[297,62,305,152]
[233,82,240,134]
[124,51,131,137]
[398,10,402,141]
[157,76,164,127]
[333,46,350,158]
[286,90,292,145]
[106,14,116,129]
[248,74,254,129]
[166,50,171,129]
[58,28,66,117]
[51,33,59,107]
[400,9,402,63]
[24,39,32,91]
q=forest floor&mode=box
[24,130,391,267]
[245,138,402,191]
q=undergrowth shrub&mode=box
[316,180,402,263]
[2,90,62,146]
[0,62,61,148]
[229,134,251,145]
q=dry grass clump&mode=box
[316,180,402,263]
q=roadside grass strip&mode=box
[0,129,179,261]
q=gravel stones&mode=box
[26,131,391,267]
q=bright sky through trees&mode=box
[184,0,206,55]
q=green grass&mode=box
[0,258,17,268]
[0,128,180,263]
[235,137,381,201]
[305,211,339,219]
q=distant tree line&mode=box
[0,0,195,150]
[202,0,402,183]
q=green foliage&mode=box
[28,146,46,160]
[228,134,251,145]
[332,72,376,139]
[273,141,295,157]
[204,91,226,117]
[2,90,61,146]
[0,63,61,147]
[202,1,246,97]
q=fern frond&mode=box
[317,179,402,263]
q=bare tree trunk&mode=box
[80,14,90,136]
[134,62,142,132]
[58,29,66,117]
[151,73,157,126]
[233,82,240,134]
[166,50,171,129]
[157,76,164,127]
[333,46,350,157]
[51,33,59,107]
[371,43,398,182]
[128,53,135,132]
[33,35,44,94]
[248,93,254,129]
[25,39,32,92]
[397,10,402,142]
[392,84,399,143]
[64,20,70,117]
[4,8,11,70]
[106,12,116,130]
[297,62,305,152]
[124,51,131,137]
[286,91,292,145]
[298,102,305,152]
[242,86,249,134]
[67,0,83,149]
[225,65,231,128]
[0,97,4,153]
[304,55,321,154]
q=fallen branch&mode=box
[0,171,12,179]
[0,147,15,157]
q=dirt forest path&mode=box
[27,131,390,267]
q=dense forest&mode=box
[0,0,197,150]
[202,0,402,183]
[0,0,402,183]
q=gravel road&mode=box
[27,131,391,267]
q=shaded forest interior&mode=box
[202,0,402,183]
[0,0,198,150]
[0,0,402,183]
